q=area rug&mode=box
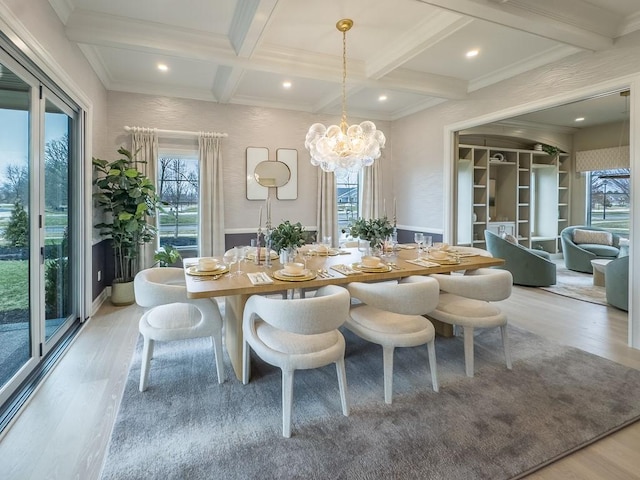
[100,327,640,480]
[540,264,607,306]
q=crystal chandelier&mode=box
[305,19,386,172]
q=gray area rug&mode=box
[540,263,607,306]
[100,326,640,480]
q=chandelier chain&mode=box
[341,27,348,133]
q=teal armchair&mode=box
[605,255,629,311]
[484,230,556,287]
[560,226,620,273]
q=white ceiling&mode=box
[48,0,640,122]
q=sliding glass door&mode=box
[0,49,83,406]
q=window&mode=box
[336,170,360,231]
[157,152,199,251]
[588,168,630,237]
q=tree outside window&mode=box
[589,168,630,236]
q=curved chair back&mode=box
[243,285,350,335]
[347,276,440,315]
[431,268,512,302]
[134,268,188,307]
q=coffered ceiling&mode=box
[48,0,640,121]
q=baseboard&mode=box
[91,288,110,316]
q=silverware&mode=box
[192,274,222,281]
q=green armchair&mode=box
[484,230,556,287]
[560,226,621,273]
[605,255,629,311]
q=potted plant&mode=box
[270,220,306,264]
[93,147,162,305]
[154,244,182,267]
[348,216,393,255]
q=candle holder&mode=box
[264,227,273,269]
[255,228,262,265]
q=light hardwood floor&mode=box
[0,287,639,480]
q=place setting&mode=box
[351,255,392,273]
[185,257,229,280]
[271,261,318,282]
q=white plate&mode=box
[280,269,308,277]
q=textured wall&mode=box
[106,92,392,232]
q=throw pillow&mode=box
[573,228,613,246]
[503,233,518,245]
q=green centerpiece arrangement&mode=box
[93,147,163,305]
[349,217,394,253]
[270,220,306,264]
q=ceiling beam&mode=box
[65,9,468,100]
[228,0,279,58]
[417,0,615,51]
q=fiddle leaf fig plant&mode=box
[93,147,162,283]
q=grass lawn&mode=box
[0,260,29,312]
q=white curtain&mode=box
[361,162,382,219]
[316,170,337,246]
[131,128,158,270]
[199,134,225,256]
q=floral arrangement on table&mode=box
[348,217,394,249]
[270,220,306,254]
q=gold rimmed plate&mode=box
[272,269,317,282]
[427,257,461,265]
[187,265,229,276]
[246,250,279,261]
[309,248,339,256]
[353,263,392,273]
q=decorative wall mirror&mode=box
[246,147,298,200]
[254,160,290,187]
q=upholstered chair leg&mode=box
[211,334,224,384]
[463,326,475,377]
[282,370,295,438]
[242,341,250,385]
[335,358,349,416]
[139,336,154,392]
[501,325,512,370]
[382,346,395,404]
[427,339,439,392]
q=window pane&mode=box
[0,62,31,390]
[337,170,360,230]
[589,169,630,237]
[157,155,199,250]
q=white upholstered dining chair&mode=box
[427,268,513,377]
[134,267,225,391]
[346,276,441,404]
[242,285,351,437]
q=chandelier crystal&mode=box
[305,19,386,172]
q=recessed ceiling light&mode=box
[378,94,388,102]
[157,63,168,72]
[282,81,292,89]
[466,49,479,58]
[575,117,585,122]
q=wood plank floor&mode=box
[0,287,638,479]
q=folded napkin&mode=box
[247,272,274,285]
[406,259,440,268]
[331,264,360,275]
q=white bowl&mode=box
[284,262,305,275]
[198,258,219,271]
[362,256,381,267]
[430,250,449,260]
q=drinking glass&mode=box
[235,246,246,275]
[223,248,237,275]
[424,235,433,257]
[322,235,332,249]
[414,232,424,257]
[301,247,313,271]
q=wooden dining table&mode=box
[184,246,504,380]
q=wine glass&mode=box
[414,232,424,257]
[235,246,246,275]
[223,248,237,275]
[424,235,433,258]
[300,247,313,272]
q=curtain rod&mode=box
[124,126,228,138]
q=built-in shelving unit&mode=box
[456,144,570,253]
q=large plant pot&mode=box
[111,279,135,306]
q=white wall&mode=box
[105,91,392,232]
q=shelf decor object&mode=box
[304,19,385,172]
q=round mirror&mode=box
[254,161,291,188]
